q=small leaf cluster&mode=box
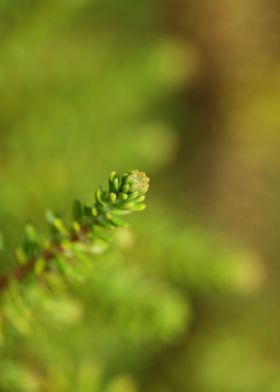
[0,170,150,291]
[74,169,150,230]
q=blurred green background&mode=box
[0,1,280,391]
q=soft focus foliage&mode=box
[0,1,279,391]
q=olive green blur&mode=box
[0,1,279,391]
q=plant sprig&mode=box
[0,170,150,292]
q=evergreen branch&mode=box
[0,170,150,292]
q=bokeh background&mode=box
[0,1,280,391]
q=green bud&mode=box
[72,222,81,234]
[84,203,93,217]
[53,218,68,235]
[121,184,130,194]
[119,193,128,201]
[110,213,127,227]
[113,178,119,192]
[135,195,145,203]
[129,191,139,200]
[23,224,40,257]
[24,224,38,243]
[15,247,27,265]
[34,258,46,276]
[109,192,117,202]
[132,203,146,211]
[124,175,134,184]
[109,171,117,182]
[92,207,98,217]
[109,171,117,192]
[95,187,105,206]
[105,212,113,220]
[121,202,134,210]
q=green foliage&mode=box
[0,170,150,336]
[0,1,272,391]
